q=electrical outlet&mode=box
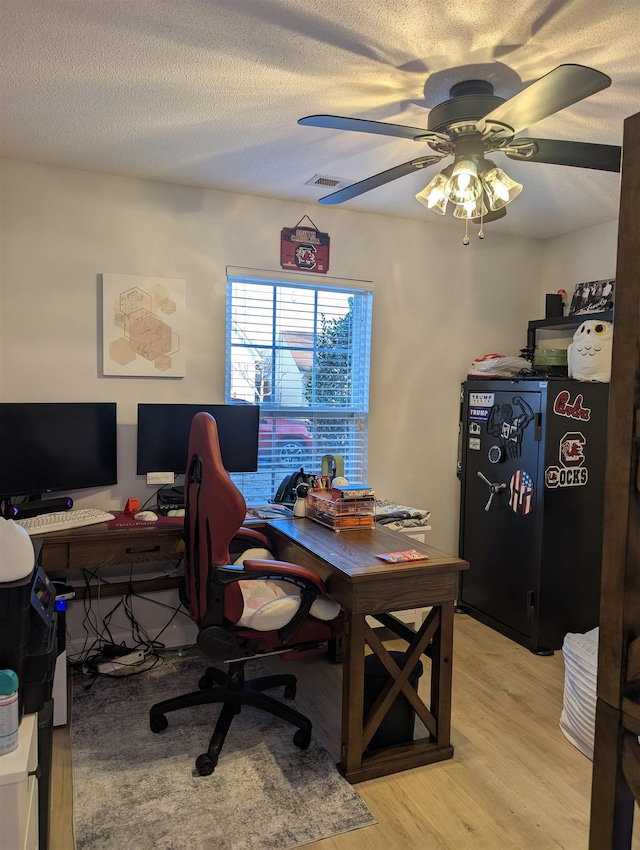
[96,650,145,674]
[147,472,175,485]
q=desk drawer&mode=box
[40,533,184,573]
[39,542,70,572]
[351,572,459,616]
[68,535,184,569]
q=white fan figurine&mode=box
[567,320,613,382]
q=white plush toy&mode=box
[0,518,35,581]
[233,547,340,630]
[568,320,613,382]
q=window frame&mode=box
[225,267,373,503]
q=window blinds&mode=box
[226,270,373,503]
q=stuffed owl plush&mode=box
[568,320,613,382]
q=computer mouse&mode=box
[167,509,185,517]
[134,510,158,522]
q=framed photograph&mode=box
[568,278,615,315]
[101,273,186,377]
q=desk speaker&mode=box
[9,498,73,520]
[545,294,564,318]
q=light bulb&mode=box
[494,182,510,202]
[428,188,446,208]
[445,159,482,205]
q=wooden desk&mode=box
[266,518,469,783]
[38,516,468,783]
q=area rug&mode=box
[71,650,376,850]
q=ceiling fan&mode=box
[299,64,621,238]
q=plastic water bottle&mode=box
[0,670,19,756]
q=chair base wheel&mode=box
[149,713,168,733]
[195,753,217,776]
[199,674,213,690]
[293,728,311,749]
[283,682,296,700]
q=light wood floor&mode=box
[50,614,639,849]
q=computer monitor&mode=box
[136,404,259,475]
[0,402,118,501]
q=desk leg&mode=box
[340,612,366,777]
[431,601,453,750]
[338,602,455,783]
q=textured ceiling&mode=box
[1,0,638,239]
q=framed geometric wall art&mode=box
[101,273,186,377]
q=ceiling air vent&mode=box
[305,173,351,189]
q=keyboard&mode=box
[15,508,116,536]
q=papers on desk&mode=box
[375,549,428,563]
[245,504,293,519]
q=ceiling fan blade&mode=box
[477,65,611,136]
[505,138,621,172]
[299,115,447,144]
[316,155,443,205]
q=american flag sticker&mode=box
[509,469,534,515]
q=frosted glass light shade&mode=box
[453,196,488,219]
[444,159,482,205]
[415,172,449,214]
[482,166,523,211]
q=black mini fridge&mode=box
[457,379,609,653]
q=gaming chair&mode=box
[149,412,343,775]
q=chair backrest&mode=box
[184,412,246,623]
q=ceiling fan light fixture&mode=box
[452,196,488,219]
[481,165,523,211]
[415,172,449,215]
[444,159,482,205]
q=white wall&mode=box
[2,158,617,647]
[536,219,618,350]
[540,219,618,297]
[0,158,548,550]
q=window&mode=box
[226,268,373,503]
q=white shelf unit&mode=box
[0,713,39,850]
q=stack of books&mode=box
[307,483,375,532]
[330,483,375,500]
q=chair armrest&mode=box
[242,559,328,594]
[233,526,271,548]
[216,561,326,597]
[216,560,331,644]
[242,559,333,642]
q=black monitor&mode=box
[0,402,118,501]
[136,404,259,475]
